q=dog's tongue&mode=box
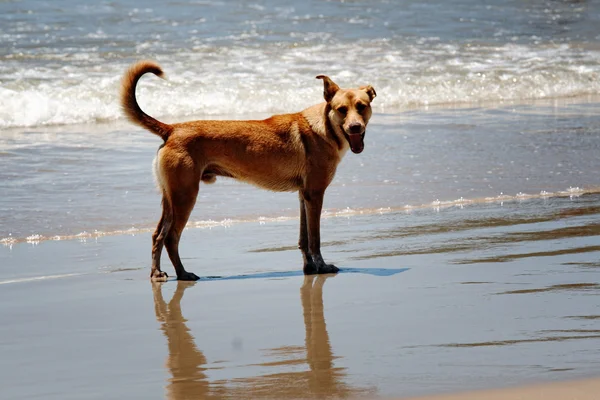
[348,134,364,154]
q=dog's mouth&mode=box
[345,132,365,154]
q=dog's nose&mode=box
[349,123,363,134]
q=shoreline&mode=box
[3,186,600,246]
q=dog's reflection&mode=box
[152,276,367,399]
[301,274,346,396]
[152,281,209,399]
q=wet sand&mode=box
[1,194,600,399]
[403,377,600,400]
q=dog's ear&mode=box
[360,85,377,101]
[316,75,340,103]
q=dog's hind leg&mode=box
[150,196,172,281]
[164,182,201,281]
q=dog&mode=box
[121,61,376,281]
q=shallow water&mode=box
[3,0,600,242]
[2,99,600,243]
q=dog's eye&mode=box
[337,106,347,115]
[356,103,366,113]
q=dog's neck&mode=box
[301,103,350,158]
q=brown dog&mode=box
[121,61,376,281]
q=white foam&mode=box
[3,186,599,246]
[0,273,84,285]
[2,41,600,128]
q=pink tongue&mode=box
[348,134,364,153]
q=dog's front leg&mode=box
[298,193,313,272]
[301,189,339,274]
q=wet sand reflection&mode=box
[151,276,370,399]
[300,275,362,398]
[152,281,211,399]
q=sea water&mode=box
[1,0,600,242]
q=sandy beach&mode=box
[2,194,600,399]
[403,377,600,400]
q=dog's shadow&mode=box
[151,276,373,399]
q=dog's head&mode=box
[316,75,376,154]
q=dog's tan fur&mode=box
[121,61,376,281]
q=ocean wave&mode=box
[1,41,599,129]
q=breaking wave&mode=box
[2,41,600,129]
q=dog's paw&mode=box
[151,270,169,282]
[303,262,318,275]
[304,262,339,275]
[319,264,339,274]
[178,271,200,281]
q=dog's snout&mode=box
[349,123,364,134]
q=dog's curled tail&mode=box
[121,60,173,141]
